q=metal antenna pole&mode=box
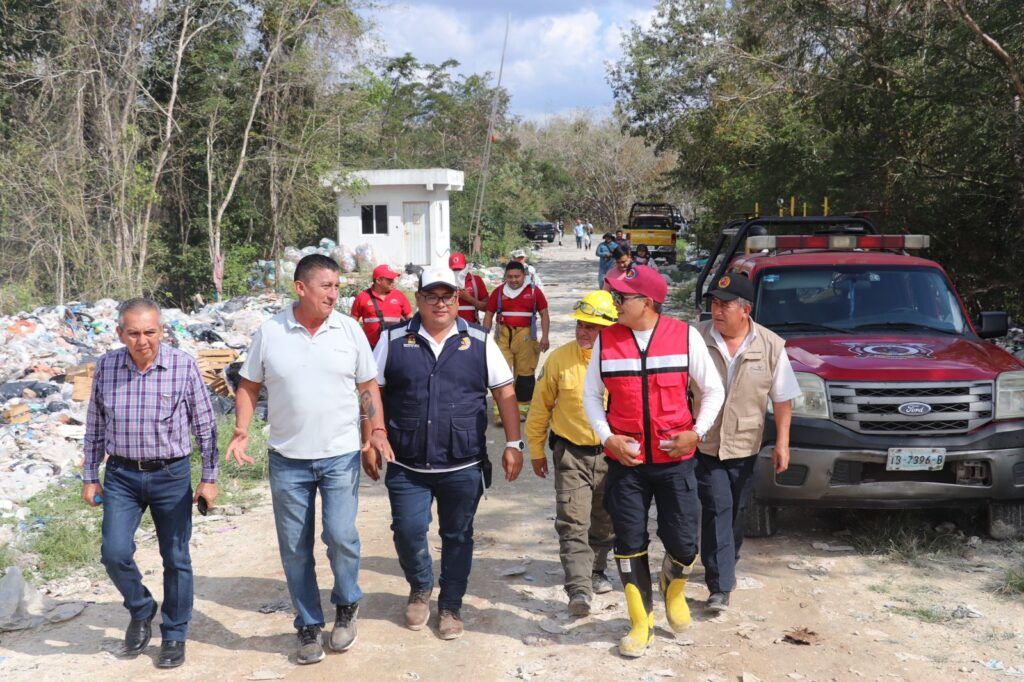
[470,14,510,256]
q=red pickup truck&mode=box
[696,216,1024,539]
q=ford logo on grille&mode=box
[898,402,932,416]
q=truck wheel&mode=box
[987,502,1024,540]
[547,236,554,243]
[744,498,778,538]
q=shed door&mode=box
[403,202,430,265]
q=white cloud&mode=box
[366,2,657,120]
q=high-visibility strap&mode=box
[645,354,688,370]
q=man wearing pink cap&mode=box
[582,265,724,658]
[351,264,412,348]
[449,252,489,324]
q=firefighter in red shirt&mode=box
[483,261,550,419]
[449,252,488,323]
[350,264,412,348]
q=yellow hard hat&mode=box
[572,290,618,326]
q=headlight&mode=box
[791,372,829,419]
[995,371,1024,419]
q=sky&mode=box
[364,1,658,121]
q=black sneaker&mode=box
[329,603,358,652]
[568,590,592,617]
[296,625,325,665]
[591,571,613,594]
[707,592,731,612]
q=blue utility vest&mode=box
[382,315,490,470]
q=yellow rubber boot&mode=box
[517,402,530,421]
[615,553,654,658]
[659,553,696,632]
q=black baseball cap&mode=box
[708,273,755,302]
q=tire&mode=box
[744,498,778,538]
[547,236,554,243]
[987,501,1024,540]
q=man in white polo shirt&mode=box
[227,254,392,665]
[365,266,524,641]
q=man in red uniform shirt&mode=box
[449,252,488,324]
[350,264,412,348]
[483,261,550,418]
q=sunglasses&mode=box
[610,291,646,306]
[573,300,616,322]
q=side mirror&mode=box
[976,311,1008,339]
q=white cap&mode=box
[418,266,459,291]
[511,248,527,259]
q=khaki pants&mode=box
[495,325,540,406]
[552,436,615,596]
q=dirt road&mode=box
[3,242,1023,681]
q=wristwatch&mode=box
[505,440,525,452]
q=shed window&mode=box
[361,205,388,234]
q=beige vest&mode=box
[693,320,785,460]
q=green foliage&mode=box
[611,0,1024,317]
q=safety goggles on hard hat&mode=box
[573,300,616,322]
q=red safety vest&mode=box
[458,273,484,323]
[599,316,695,464]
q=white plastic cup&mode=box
[626,441,641,455]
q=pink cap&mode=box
[606,265,668,303]
[449,252,467,269]
[372,264,400,280]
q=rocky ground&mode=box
[2,242,1023,682]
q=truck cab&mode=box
[626,202,685,264]
[696,216,1024,539]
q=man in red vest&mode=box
[582,265,725,658]
[483,261,550,419]
[449,252,488,324]
[350,264,412,348]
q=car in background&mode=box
[522,221,556,243]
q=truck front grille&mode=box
[828,381,993,435]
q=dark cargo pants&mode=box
[695,451,758,593]
[552,437,615,596]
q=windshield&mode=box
[755,266,968,335]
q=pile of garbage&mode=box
[996,328,1024,361]
[0,294,286,511]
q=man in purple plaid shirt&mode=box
[81,297,218,669]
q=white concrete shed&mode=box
[328,168,464,269]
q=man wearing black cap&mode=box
[693,273,801,612]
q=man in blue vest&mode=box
[366,266,525,640]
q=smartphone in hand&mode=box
[197,496,209,516]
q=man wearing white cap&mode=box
[367,265,524,640]
[511,248,542,289]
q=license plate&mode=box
[886,448,946,471]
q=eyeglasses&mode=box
[573,300,616,322]
[610,291,646,306]
[420,292,457,305]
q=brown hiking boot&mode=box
[405,589,431,631]
[438,608,464,640]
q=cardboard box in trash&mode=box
[68,363,95,402]
[3,403,30,425]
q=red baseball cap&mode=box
[449,252,468,269]
[372,264,400,280]
[606,265,668,303]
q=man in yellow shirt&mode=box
[525,290,618,617]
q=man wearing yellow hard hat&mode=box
[525,290,618,617]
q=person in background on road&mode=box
[556,219,564,246]
[367,266,524,640]
[483,261,550,420]
[583,265,725,658]
[633,244,653,267]
[615,229,631,254]
[449,252,488,324]
[596,233,617,287]
[573,219,586,249]
[584,221,593,250]
[526,290,618,618]
[227,254,392,666]
[511,248,542,289]
[601,247,634,292]
[350,264,412,349]
[694,274,799,611]
[82,297,218,669]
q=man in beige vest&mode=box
[693,273,801,611]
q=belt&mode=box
[554,434,603,456]
[108,455,186,472]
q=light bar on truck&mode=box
[746,234,930,252]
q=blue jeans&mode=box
[385,464,484,611]
[695,452,758,593]
[268,450,362,629]
[101,456,193,641]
